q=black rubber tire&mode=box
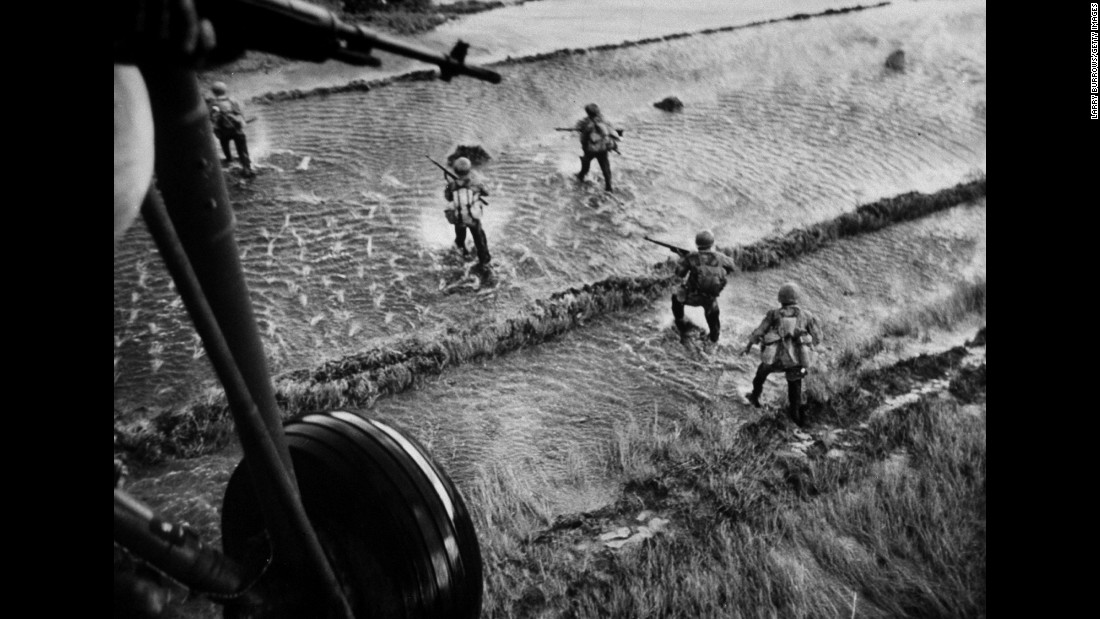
[221,411,482,619]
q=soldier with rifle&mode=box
[647,231,738,347]
[429,156,492,271]
[206,81,254,176]
[556,103,623,192]
[742,282,822,427]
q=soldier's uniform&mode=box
[574,103,621,192]
[672,231,739,344]
[206,82,253,176]
[444,158,491,267]
[744,283,822,426]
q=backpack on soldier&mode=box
[775,305,815,369]
[691,253,728,296]
[210,98,243,135]
[449,177,483,227]
[582,118,617,154]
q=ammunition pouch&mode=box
[759,333,780,365]
[795,334,815,368]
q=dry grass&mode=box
[880,277,986,339]
[472,353,987,618]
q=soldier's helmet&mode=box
[695,230,715,250]
[212,82,228,95]
[453,157,472,175]
[584,103,600,117]
[778,282,801,305]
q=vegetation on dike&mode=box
[113,179,985,464]
[344,0,518,35]
[469,335,986,618]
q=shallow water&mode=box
[365,201,986,486]
[114,0,986,415]
[125,200,985,544]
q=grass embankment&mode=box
[113,179,985,464]
[345,0,516,35]
[470,327,987,618]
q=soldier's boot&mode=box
[577,156,591,182]
[674,318,691,345]
[787,380,804,426]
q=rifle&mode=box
[119,0,503,83]
[426,156,488,205]
[644,236,690,257]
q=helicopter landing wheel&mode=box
[221,411,482,618]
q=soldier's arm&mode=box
[228,98,245,119]
[743,311,772,353]
[748,311,775,345]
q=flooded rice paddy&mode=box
[116,0,985,528]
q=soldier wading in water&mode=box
[743,282,822,426]
[443,157,492,273]
[672,230,739,347]
[572,103,622,192]
[205,81,254,177]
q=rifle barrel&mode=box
[198,0,502,83]
[643,237,689,255]
[425,155,456,180]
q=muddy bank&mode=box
[114,178,984,464]
[246,2,891,104]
